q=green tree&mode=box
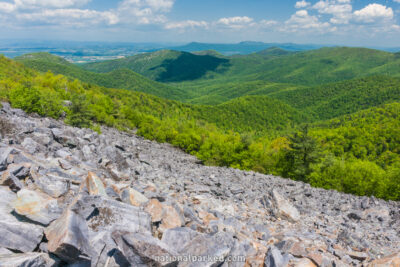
[66,95,92,128]
[281,125,321,182]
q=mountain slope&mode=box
[270,75,400,120]
[81,49,231,82]
[14,53,190,100]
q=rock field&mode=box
[0,102,399,267]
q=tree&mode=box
[281,125,321,182]
[66,95,92,128]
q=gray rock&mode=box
[178,232,234,267]
[45,209,92,263]
[271,189,300,223]
[161,227,202,253]
[71,195,152,235]
[0,252,57,267]
[0,171,23,192]
[0,186,44,252]
[264,246,290,267]
[112,231,178,266]
[0,147,14,171]
[12,189,62,226]
[21,138,39,154]
[33,173,70,198]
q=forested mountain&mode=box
[81,49,231,82]
[14,53,189,100]
[5,44,400,201]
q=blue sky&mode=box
[0,0,399,46]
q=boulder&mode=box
[0,252,58,267]
[161,227,202,253]
[21,137,39,154]
[366,253,400,267]
[271,189,300,223]
[45,209,92,263]
[265,246,291,267]
[0,147,15,171]
[12,189,62,226]
[85,172,107,197]
[0,171,23,192]
[33,173,70,198]
[159,205,185,233]
[112,231,178,266]
[121,187,149,207]
[145,198,164,223]
[71,195,152,235]
[0,186,44,252]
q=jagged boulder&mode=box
[45,209,92,263]
[12,189,62,226]
[0,186,44,252]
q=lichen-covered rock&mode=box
[0,186,44,253]
[85,172,107,197]
[12,189,62,226]
[112,231,178,266]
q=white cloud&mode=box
[165,20,208,30]
[353,4,394,23]
[217,16,255,29]
[313,0,352,24]
[16,8,118,26]
[282,9,334,33]
[295,0,310,9]
[0,2,16,12]
[14,0,91,9]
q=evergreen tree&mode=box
[282,125,321,182]
[66,95,92,128]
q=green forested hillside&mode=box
[270,75,400,120]
[81,49,231,82]
[4,46,400,201]
[14,53,189,100]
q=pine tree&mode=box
[282,125,321,182]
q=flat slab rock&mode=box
[0,104,399,267]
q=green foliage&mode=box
[65,95,93,128]
[14,53,189,101]
[281,126,321,182]
[2,53,400,201]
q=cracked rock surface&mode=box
[0,102,399,267]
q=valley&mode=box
[1,44,399,202]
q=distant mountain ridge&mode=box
[166,41,324,55]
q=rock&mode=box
[58,158,73,170]
[265,246,291,267]
[366,252,400,267]
[12,189,62,226]
[85,172,107,197]
[145,198,164,222]
[0,186,44,253]
[161,227,202,253]
[178,232,234,267]
[112,231,178,266]
[33,173,70,198]
[159,205,185,233]
[45,209,92,263]
[6,163,31,179]
[288,258,318,267]
[0,171,23,192]
[272,189,300,223]
[22,138,39,154]
[348,251,368,261]
[0,147,15,171]
[71,195,152,235]
[121,187,149,207]
[0,252,57,267]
